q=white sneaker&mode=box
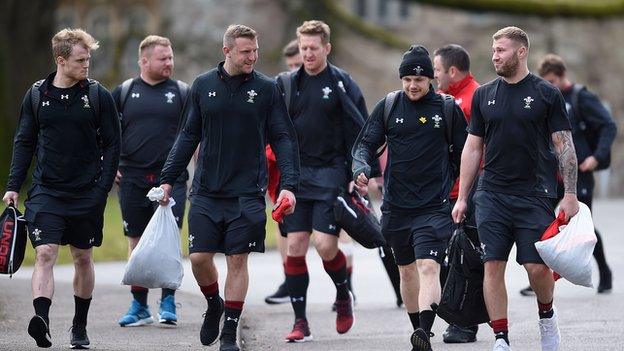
[492,338,512,350]
[539,306,561,351]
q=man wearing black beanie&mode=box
[352,44,467,351]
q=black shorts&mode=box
[27,204,105,249]
[187,195,266,255]
[474,190,555,265]
[281,198,340,236]
[118,179,187,237]
[380,204,453,265]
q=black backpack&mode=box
[0,204,28,277]
[377,91,458,178]
[570,84,613,170]
[333,190,386,249]
[436,224,490,327]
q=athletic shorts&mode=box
[118,178,187,237]
[282,198,340,236]
[187,195,266,255]
[27,204,105,249]
[474,190,555,265]
[380,204,453,265]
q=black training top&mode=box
[6,72,121,199]
[291,66,345,167]
[160,62,299,198]
[352,89,467,210]
[112,78,185,177]
[469,73,571,198]
[561,86,616,167]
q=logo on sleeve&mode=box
[419,116,427,124]
[247,89,257,103]
[523,96,534,109]
[165,91,175,103]
[432,114,442,128]
[322,86,333,99]
[81,95,90,109]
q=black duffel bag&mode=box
[436,224,489,327]
[0,203,28,277]
[333,190,386,249]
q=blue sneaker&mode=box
[158,295,178,325]
[118,300,154,327]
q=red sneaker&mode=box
[335,292,355,334]
[284,318,313,343]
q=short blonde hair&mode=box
[493,26,529,49]
[52,28,99,60]
[139,35,172,58]
[223,24,258,48]
[296,20,330,45]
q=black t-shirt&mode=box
[112,78,184,176]
[468,73,571,198]
[291,66,345,167]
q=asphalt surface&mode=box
[2,199,623,350]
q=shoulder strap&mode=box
[119,78,135,112]
[277,71,293,115]
[570,83,584,122]
[87,78,100,119]
[383,90,400,128]
[30,79,45,123]
[176,80,189,103]
[441,93,455,150]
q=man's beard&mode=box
[495,54,519,78]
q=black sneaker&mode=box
[597,268,612,294]
[28,315,52,348]
[264,282,290,304]
[410,328,433,351]
[442,324,477,343]
[219,330,240,351]
[200,296,224,346]
[70,325,90,349]
[519,286,535,296]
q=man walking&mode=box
[278,20,374,342]
[3,28,120,349]
[433,44,480,343]
[453,27,579,351]
[112,35,189,327]
[352,44,467,351]
[158,24,299,351]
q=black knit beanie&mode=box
[399,44,434,79]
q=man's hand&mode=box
[158,184,172,206]
[2,191,18,206]
[452,198,468,224]
[559,193,579,222]
[115,170,123,184]
[355,172,368,189]
[276,189,296,215]
[349,180,368,196]
[579,156,599,173]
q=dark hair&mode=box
[538,54,567,77]
[434,44,470,72]
[282,39,299,58]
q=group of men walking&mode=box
[3,19,616,351]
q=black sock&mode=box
[495,332,510,345]
[347,267,353,293]
[408,311,420,330]
[322,251,350,300]
[161,288,176,300]
[131,286,148,306]
[285,256,309,320]
[222,305,243,335]
[33,297,51,325]
[72,296,92,327]
[419,310,436,333]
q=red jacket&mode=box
[442,74,479,199]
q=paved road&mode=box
[2,200,623,350]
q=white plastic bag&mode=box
[535,202,597,287]
[122,195,184,289]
